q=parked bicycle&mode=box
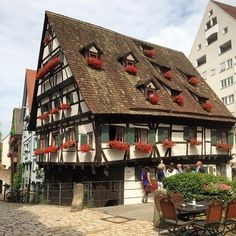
[6,187,27,203]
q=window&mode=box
[222,94,234,105]
[217,131,227,144]
[184,127,197,140]
[41,104,49,113]
[223,27,228,34]
[196,55,206,67]
[197,44,201,51]
[208,9,213,16]
[40,136,46,148]
[229,94,234,104]
[226,58,232,69]
[158,127,170,142]
[134,128,148,143]
[66,93,74,104]
[67,128,75,142]
[220,62,226,72]
[219,40,232,55]
[54,98,60,109]
[109,126,125,142]
[211,68,215,76]
[51,132,58,146]
[205,17,217,31]
[221,76,233,89]
[206,33,218,46]
[87,132,93,146]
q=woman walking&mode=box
[141,167,152,203]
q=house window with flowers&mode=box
[158,127,171,142]
[135,128,148,143]
[118,53,138,76]
[211,129,234,151]
[145,86,160,104]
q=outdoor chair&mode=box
[221,198,236,235]
[192,201,223,235]
[170,192,185,204]
[160,197,193,235]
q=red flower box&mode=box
[7,150,13,158]
[189,138,202,146]
[173,95,185,106]
[34,148,45,156]
[62,141,75,149]
[50,108,59,114]
[125,65,138,76]
[135,142,153,153]
[80,144,91,153]
[143,49,156,57]
[36,57,61,80]
[44,146,58,153]
[163,70,172,79]
[216,143,232,151]
[37,113,49,120]
[59,103,71,110]
[189,76,200,86]
[202,101,213,112]
[86,58,103,69]
[161,140,176,148]
[108,140,130,152]
[149,94,160,104]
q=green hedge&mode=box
[163,173,236,202]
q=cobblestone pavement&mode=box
[0,202,159,236]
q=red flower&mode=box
[44,146,58,153]
[59,103,70,110]
[151,181,158,191]
[189,138,202,146]
[50,108,60,114]
[34,148,45,156]
[108,140,130,152]
[161,140,176,148]
[86,58,103,69]
[173,95,185,106]
[7,150,13,158]
[62,141,75,149]
[80,144,91,153]
[135,143,153,153]
[125,65,138,76]
[163,70,172,79]
[36,57,61,80]
[143,49,156,57]
[149,94,160,104]
[216,143,233,151]
[37,113,49,120]
[202,101,213,112]
[189,76,200,86]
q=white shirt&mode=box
[165,168,178,177]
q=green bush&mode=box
[163,173,236,202]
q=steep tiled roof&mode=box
[42,11,235,124]
[26,69,36,113]
[212,1,236,20]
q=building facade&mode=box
[29,11,236,205]
[189,0,236,178]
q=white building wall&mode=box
[2,135,11,169]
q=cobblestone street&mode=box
[0,202,158,236]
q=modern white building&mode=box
[189,0,236,178]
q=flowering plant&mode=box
[202,101,213,112]
[44,146,58,153]
[163,70,172,79]
[148,94,160,104]
[173,95,185,106]
[215,143,233,151]
[135,142,153,153]
[86,58,103,69]
[189,138,202,146]
[36,57,61,80]
[59,103,71,110]
[7,150,13,158]
[125,65,138,76]
[37,113,49,120]
[151,181,158,191]
[161,140,176,148]
[50,108,59,114]
[188,76,200,86]
[34,148,45,156]
[203,182,232,195]
[62,141,75,149]
[108,140,130,152]
[143,49,156,57]
[80,144,91,153]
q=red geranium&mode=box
[59,103,71,110]
[62,141,75,149]
[189,76,200,86]
[50,108,59,114]
[216,143,233,151]
[44,146,58,153]
[135,143,153,153]
[80,144,91,153]
[163,70,172,79]
[174,95,185,106]
[7,150,13,158]
[86,58,103,69]
[189,138,202,146]
[108,140,130,152]
[37,113,49,120]
[143,49,156,57]
[125,65,138,76]
[151,181,158,191]
[149,94,160,104]
[34,148,45,156]
[161,140,176,148]
[202,101,213,112]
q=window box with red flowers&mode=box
[36,56,61,80]
[80,144,91,153]
[108,140,130,152]
[189,138,202,146]
[202,101,213,112]
[59,103,71,110]
[188,76,200,86]
[37,112,49,121]
[215,143,233,151]
[143,49,156,57]
[62,141,75,149]
[50,108,60,114]
[125,65,138,76]
[135,142,153,153]
[163,70,172,79]
[148,94,160,104]
[161,140,176,148]
[7,150,13,158]
[34,148,45,156]
[173,95,185,106]
[44,146,58,153]
[86,58,103,69]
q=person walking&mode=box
[141,167,152,203]
[157,161,165,189]
[196,161,205,173]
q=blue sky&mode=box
[0,0,235,137]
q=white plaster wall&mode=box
[2,135,11,169]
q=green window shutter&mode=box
[64,130,68,141]
[158,128,164,142]
[45,135,49,148]
[211,129,217,145]
[228,132,234,145]
[80,134,87,145]
[183,127,189,140]
[56,134,61,147]
[37,139,40,149]
[126,127,135,144]
[149,129,156,144]
[74,127,79,142]
[101,125,109,142]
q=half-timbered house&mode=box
[29,11,236,205]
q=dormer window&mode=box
[85,46,99,59]
[145,83,160,104]
[118,52,138,76]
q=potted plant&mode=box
[37,113,49,120]
[80,144,91,153]
[108,140,130,152]
[148,94,160,104]
[59,103,71,110]
[135,142,153,153]
[125,65,138,76]
[189,138,202,146]
[44,146,58,153]
[143,49,156,57]
[202,101,213,112]
[173,95,185,106]
[34,148,45,156]
[86,58,103,69]
[62,141,75,149]
[215,143,233,151]
[50,108,60,114]
[188,76,200,86]
[163,70,172,79]
[161,140,176,148]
